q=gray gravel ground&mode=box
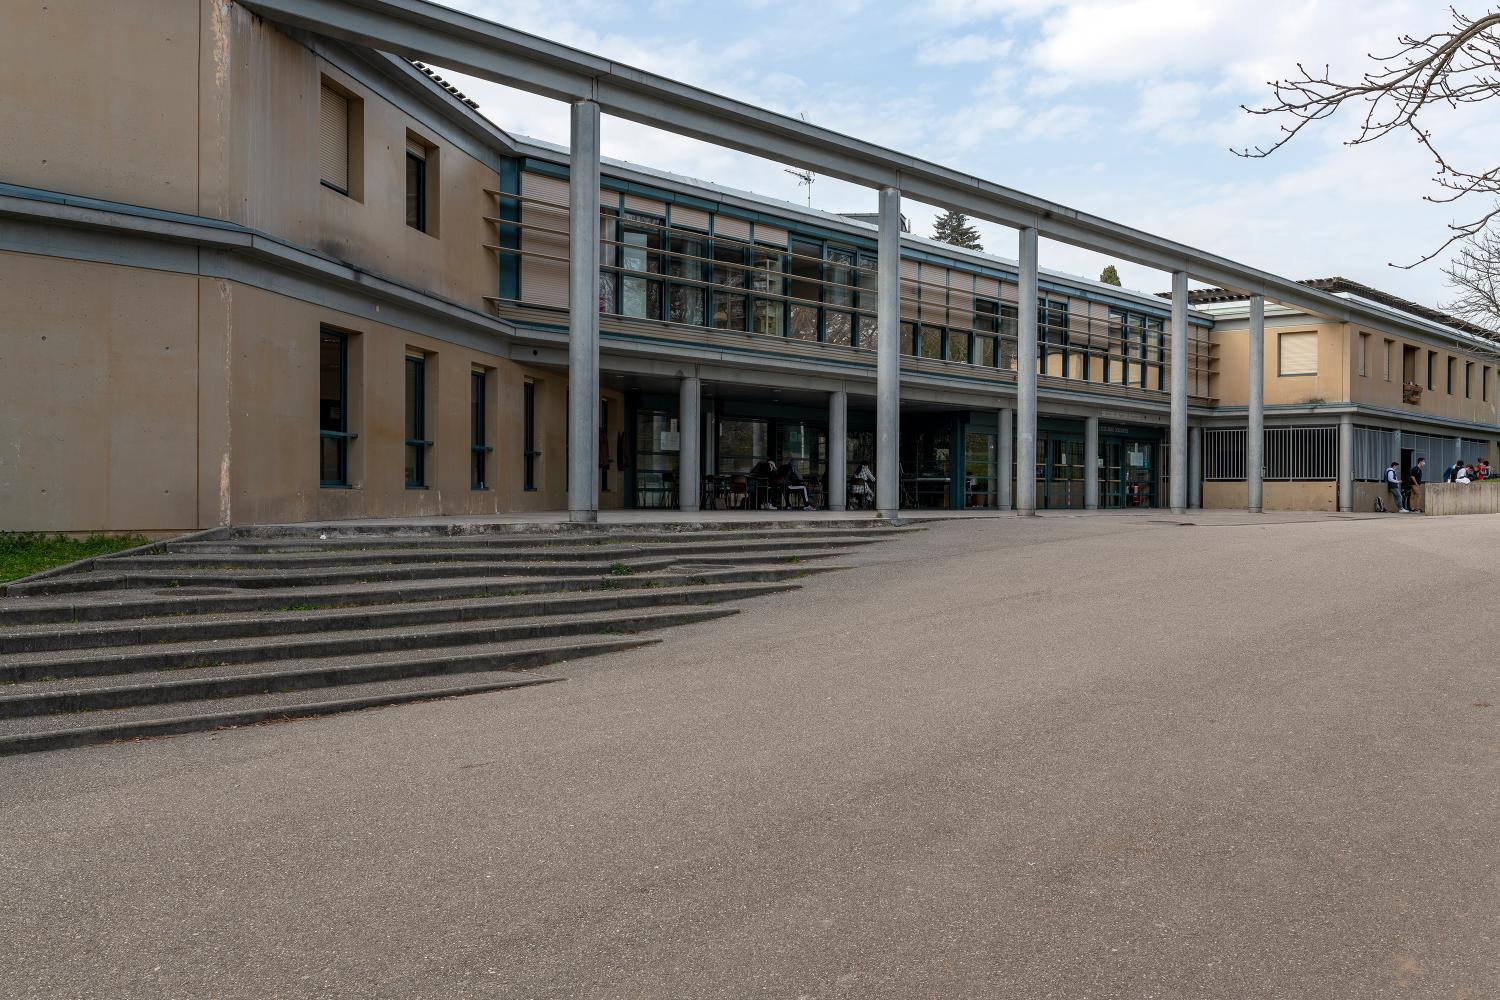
[3,511,1498,999]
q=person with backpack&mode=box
[1385,461,1408,513]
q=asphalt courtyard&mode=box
[3,511,1498,999]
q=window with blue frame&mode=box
[619,211,664,320]
[788,238,821,341]
[666,231,706,325]
[1039,297,1070,372]
[319,328,352,487]
[711,240,748,330]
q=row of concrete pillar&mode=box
[563,100,1278,522]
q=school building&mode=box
[2,0,1498,533]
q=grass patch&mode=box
[608,562,636,576]
[0,532,148,584]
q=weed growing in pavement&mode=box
[608,563,635,576]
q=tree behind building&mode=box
[932,210,983,251]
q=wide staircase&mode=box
[0,522,914,755]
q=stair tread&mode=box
[0,563,829,616]
[160,537,880,558]
[0,667,568,743]
[0,633,658,699]
[0,580,787,641]
[4,605,733,672]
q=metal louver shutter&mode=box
[319,85,349,191]
[406,135,427,159]
[1279,331,1318,376]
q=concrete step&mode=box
[0,605,735,683]
[234,522,920,540]
[0,564,830,626]
[0,634,656,720]
[141,537,877,567]
[0,581,793,655]
[0,668,567,756]
[177,527,907,552]
[7,554,731,596]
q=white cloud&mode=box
[916,33,1014,66]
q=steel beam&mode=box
[567,100,600,523]
[1084,415,1099,510]
[997,407,1013,511]
[1247,295,1265,513]
[876,187,901,520]
[1337,413,1353,513]
[1016,228,1039,516]
[238,0,1481,331]
[679,375,700,512]
[1169,271,1188,515]
[828,389,847,512]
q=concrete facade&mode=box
[2,0,1498,531]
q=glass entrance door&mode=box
[1044,439,1085,509]
[1101,441,1124,508]
[1123,440,1155,507]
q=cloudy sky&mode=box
[433,0,1500,306]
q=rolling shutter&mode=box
[319,84,350,191]
[406,135,427,159]
[714,215,751,241]
[1279,331,1318,376]
[671,204,710,231]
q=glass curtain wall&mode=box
[634,410,679,507]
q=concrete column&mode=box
[828,389,848,512]
[678,375,700,512]
[1188,425,1203,509]
[1247,294,1265,513]
[1083,415,1100,510]
[1016,227,1040,515]
[876,187,902,519]
[1337,412,1354,512]
[997,407,1014,510]
[1169,270,1189,514]
[567,100,601,523]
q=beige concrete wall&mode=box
[220,282,568,525]
[211,9,500,309]
[1212,321,1349,407]
[1,0,203,214]
[1424,482,1500,516]
[1345,330,1497,425]
[1202,480,1336,512]
[0,252,201,532]
[1211,318,1499,427]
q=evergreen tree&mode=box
[931,210,983,251]
[1099,265,1122,286]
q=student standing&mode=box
[1385,461,1408,513]
[1407,457,1426,513]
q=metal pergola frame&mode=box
[239,0,1402,517]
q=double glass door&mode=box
[1038,435,1158,509]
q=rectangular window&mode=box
[319,329,350,486]
[824,247,856,347]
[405,138,427,232]
[319,83,351,193]
[711,241,747,331]
[1278,331,1318,377]
[471,369,489,490]
[1383,339,1393,381]
[1447,356,1456,395]
[788,238,821,341]
[1427,351,1436,390]
[750,247,784,337]
[522,379,538,490]
[1465,360,1474,399]
[666,233,706,325]
[1485,366,1492,402]
[404,355,429,488]
[920,325,943,360]
[947,330,970,364]
[1358,332,1369,377]
[619,212,664,319]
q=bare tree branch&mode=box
[1237,7,1500,269]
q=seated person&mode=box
[850,461,875,509]
[783,458,813,511]
[750,458,778,509]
